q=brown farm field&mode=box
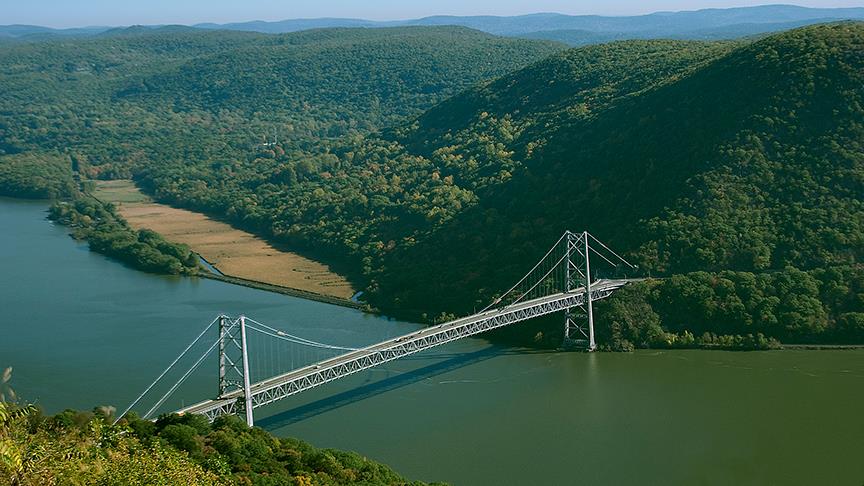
[93,180,357,299]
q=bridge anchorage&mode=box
[117,231,638,427]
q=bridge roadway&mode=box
[177,278,635,421]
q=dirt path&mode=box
[94,180,357,300]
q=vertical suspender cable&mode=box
[114,315,222,424]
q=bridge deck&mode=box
[177,278,635,421]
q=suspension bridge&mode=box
[117,231,640,426]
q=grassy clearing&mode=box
[91,179,152,203]
[93,180,357,299]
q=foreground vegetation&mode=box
[0,401,436,485]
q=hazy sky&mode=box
[3,1,864,28]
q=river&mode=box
[1,197,862,485]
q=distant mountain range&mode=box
[3,5,864,45]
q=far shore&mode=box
[92,180,358,301]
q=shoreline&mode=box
[77,187,370,312]
[779,344,864,350]
[198,271,368,311]
[5,196,863,349]
[91,180,359,300]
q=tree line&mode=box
[0,401,439,485]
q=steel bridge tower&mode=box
[563,231,597,351]
[217,315,255,426]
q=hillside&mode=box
[0,24,564,297]
[0,26,562,184]
[358,23,863,345]
[136,38,733,266]
[382,22,864,279]
[117,24,864,347]
[120,27,564,133]
[180,38,736,295]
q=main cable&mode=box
[480,231,570,313]
[113,314,223,424]
[245,323,358,351]
[244,317,358,351]
[143,318,238,419]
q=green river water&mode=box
[1,197,862,485]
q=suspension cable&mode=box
[588,244,618,268]
[587,232,636,269]
[506,250,569,308]
[480,231,570,312]
[114,314,223,424]
[143,318,237,419]
[245,317,338,347]
[245,323,358,351]
[244,317,358,351]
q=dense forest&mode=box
[366,23,864,346]
[0,25,562,279]
[0,153,76,199]
[0,401,438,485]
[1,23,862,347]
[0,25,562,176]
[48,198,200,275]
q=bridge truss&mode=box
[117,231,637,426]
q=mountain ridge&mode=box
[355,23,864,346]
[4,5,864,43]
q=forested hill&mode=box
[358,23,863,344]
[378,22,863,281]
[3,22,862,346]
[0,26,563,183]
[128,23,863,347]
[119,26,564,132]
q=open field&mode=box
[93,180,357,299]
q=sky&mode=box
[3,0,864,28]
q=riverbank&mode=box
[27,190,864,350]
[199,272,366,310]
[780,343,864,350]
[92,180,358,301]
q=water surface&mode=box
[1,198,861,485]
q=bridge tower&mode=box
[563,231,597,351]
[217,315,255,426]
